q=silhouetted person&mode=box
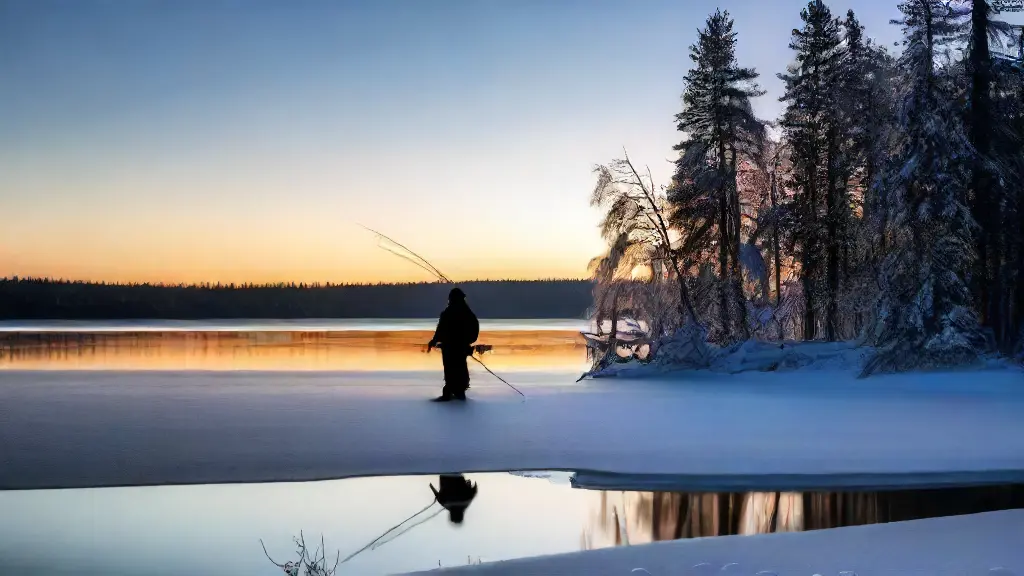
[427,287,479,401]
[430,474,478,524]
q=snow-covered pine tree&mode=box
[963,0,1024,351]
[861,0,988,376]
[778,0,846,341]
[1008,29,1024,356]
[669,9,765,343]
[967,0,1000,343]
[1017,26,1024,358]
[984,21,1024,355]
[838,10,898,338]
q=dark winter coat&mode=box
[431,299,479,352]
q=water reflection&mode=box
[432,474,479,525]
[330,475,480,569]
[0,330,586,371]
[584,485,1024,548]
[1,474,1020,576]
[0,472,587,576]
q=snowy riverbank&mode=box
[3,367,1023,490]
[414,509,1024,576]
[586,337,1019,380]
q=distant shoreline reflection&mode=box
[583,484,1024,548]
[260,477,1024,572]
[0,329,587,371]
[259,477,1024,573]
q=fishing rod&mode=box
[470,355,526,399]
[359,224,526,400]
[260,495,442,572]
[326,481,482,566]
[359,225,452,283]
[337,496,442,564]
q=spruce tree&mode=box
[965,0,1024,351]
[840,10,897,337]
[670,9,764,343]
[778,0,845,341]
[986,23,1024,354]
[862,0,987,376]
[966,0,1003,346]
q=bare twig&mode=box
[260,538,289,569]
[261,531,338,576]
[621,151,699,323]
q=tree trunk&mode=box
[825,125,840,342]
[1015,40,1024,350]
[718,138,732,340]
[729,141,749,339]
[804,161,819,341]
[771,167,783,341]
[970,0,999,345]
[1016,213,1024,350]
[606,286,620,365]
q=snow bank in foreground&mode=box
[3,369,1023,490]
[413,509,1024,575]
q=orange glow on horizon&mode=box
[0,224,602,285]
[0,265,591,286]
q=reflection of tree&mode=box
[584,485,1024,549]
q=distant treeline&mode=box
[0,277,595,320]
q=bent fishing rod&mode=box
[261,493,444,571]
[359,225,527,400]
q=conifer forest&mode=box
[587,0,1024,374]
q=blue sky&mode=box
[0,0,920,282]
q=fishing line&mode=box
[470,355,526,399]
[368,506,444,550]
[380,244,444,281]
[359,224,527,401]
[337,496,440,565]
[263,494,448,570]
[334,489,482,565]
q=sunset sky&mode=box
[0,0,924,284]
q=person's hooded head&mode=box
[433,475,477,524]
[448,506,467,524]
[448,287,466,306]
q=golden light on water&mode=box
[0,330,588,372]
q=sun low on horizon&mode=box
[0,0,907,285]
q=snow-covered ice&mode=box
[2,367,1023,490]
[413,509,1024,575]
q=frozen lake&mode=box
[2,319,1023,575]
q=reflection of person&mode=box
[430,474,478,524]
[427,288,479,402]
